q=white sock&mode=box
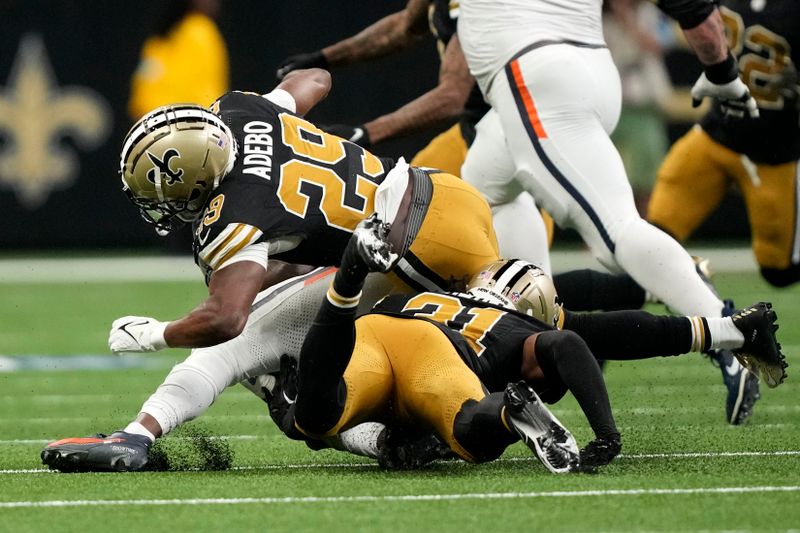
[706,317,745,350]
[123,421,157,443]
[336,422,386,459]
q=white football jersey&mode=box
[458,0,606,93]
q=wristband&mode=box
[704,53,739,84]
[151,321,170,350]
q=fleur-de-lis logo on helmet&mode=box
[145,148,184,186]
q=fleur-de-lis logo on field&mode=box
[0,34,111,208]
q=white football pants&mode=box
[484,43,723,317]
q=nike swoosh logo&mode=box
[197,227,212,246]
[119,320,148,342]
[725,360,742,377]
[282,391,296,405]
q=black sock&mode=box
[334,236,370,298]
[554,269,646,312]
[295,294,359,436]
[561,309,695,360]
[535,330,619,441]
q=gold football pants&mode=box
[649,126,800,272]
[392,170,500,292]
[319,314,487,462]
[411,124,468,177]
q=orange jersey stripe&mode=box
[509,59,547,139]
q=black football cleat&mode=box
[503,381,579,474]
[41,431,151,472]
[377,428,456,470]
[730,302,788,388]
[352,214,398,273]
[579,436,622,469]
[709,349,761,425]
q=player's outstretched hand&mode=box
[108,316,169,353]
[276,50,328,80]
[691,73,759,119]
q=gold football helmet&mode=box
[467,259,562,327]
[119,104,236,235]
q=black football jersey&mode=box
[371,291,553,392]
[429,0,490,145]
[192,91,396,280]
[701,0,800,163]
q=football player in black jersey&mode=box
[281,217,786,472]
[649,0,800,288]
[110,67,504,355]
[290,217,612,473]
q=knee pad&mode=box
[453,396,514,463]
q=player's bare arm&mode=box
[681,9,729,65]
[275,0,429,79]
[364,35,475,144]
[657,0,758,117]
[275,68,332,116]
[162,260,306,348]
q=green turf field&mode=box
[1,270,798,532]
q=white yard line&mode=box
[0,485,796,508]
[2,450,798,475]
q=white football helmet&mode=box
[119,104,236,235]
[467,259,562,327]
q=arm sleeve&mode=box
[656,0,717,29]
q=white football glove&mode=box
[691,73,759,119]
[109,316,169,353]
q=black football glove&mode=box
[321,123,371,147]
[262,354,304,440]
[276,50,328,80]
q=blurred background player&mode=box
[128,0,228,121]
[127,0,230,254]
[648,0,800,288]
[604,0,676,212]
